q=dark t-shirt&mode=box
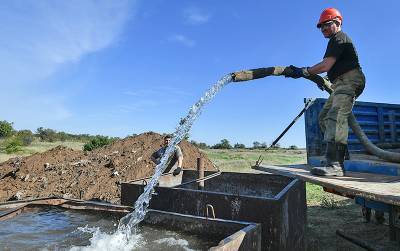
[323,31,361,82]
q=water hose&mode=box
[233,67,400,163]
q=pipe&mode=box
[233,66,400,163]
[197,157,205,190]
[270,98,315,148]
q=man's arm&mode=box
[308,57,336,75]
[172,146,184,176]
[175,146,183,168]
[151,150,161,164]
[283,56,337,79]
[177,155,183,168]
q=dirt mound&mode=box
[0,132,215,204]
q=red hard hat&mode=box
[317,8,343,28]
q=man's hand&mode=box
[173,167,182,176]
[283,65,310,79]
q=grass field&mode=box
[202,148,343,206]
[0,139,84,163]
[203,148,306,172]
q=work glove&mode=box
[230,71,253,82]
[173,167,182,176]
[283,65,310,79]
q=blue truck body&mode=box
[304,98,400,175]
[304,98,400,227]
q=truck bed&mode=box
[253,164,400,206]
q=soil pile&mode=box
[0,132,215,204]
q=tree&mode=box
[57,131,69,142]
[36,127,57,142]
[270,143,281,149]
[234,143,246,149]
[253,141,261,149]
[190,140,209,149]
[0,120,15,138]
[212,139,232,149]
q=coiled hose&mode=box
[233,66,400,163]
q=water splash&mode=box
[70,226,143,251]
[118,74,232,234]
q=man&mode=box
[284,8,366,176]
[151,134,183,176]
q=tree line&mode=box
[190,138,298,150]
[0,120,117,153]
[1,120,299,153]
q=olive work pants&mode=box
[318,68,366,145]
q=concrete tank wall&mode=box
[121,171,306,251]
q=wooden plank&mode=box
[254,164,400,206]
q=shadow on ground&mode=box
[306,199,398,251]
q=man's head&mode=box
[317,8,342,38]
[163,134,172,146]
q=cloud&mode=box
[183,7,210,25]
[168,34,196,47]
[0,1,135,129]
[0,1,134,85]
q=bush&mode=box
[190,140,209,149]
[289,145,298,150]
[57,131,68,142]
[253,141,268,149]
[4,138,23,154]
[36,127,58,142]
[269,143,281,149]
[234,143,246,149]
[0,120,15,138]
[83,136,115,151]
[16,130,34,146]
[253,141,261,149]
[212,139,232,149]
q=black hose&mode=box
[233,66,400,163]
[305,73,400,163]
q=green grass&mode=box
[202,148,306,172]
[202,148,344,207]
[0,139,84,163]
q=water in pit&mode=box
[0,207,217,250]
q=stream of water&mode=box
[72,74,233,250]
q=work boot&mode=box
[311,142,344,176]
[344,144,351,160]
[336,143,347,175]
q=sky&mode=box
[1,1,399,148]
